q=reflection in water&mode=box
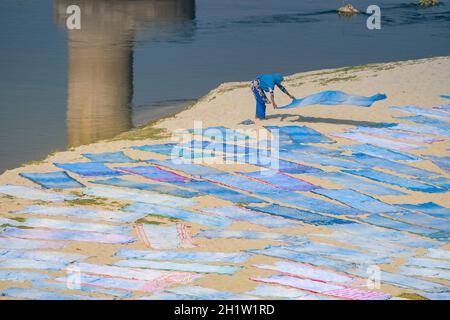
[54,0,195,147]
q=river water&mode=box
[0,0,449,172]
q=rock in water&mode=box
[337,4,359,15]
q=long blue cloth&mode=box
[246,203,350,226]
[90,177,201,198]
[123,202,232,229]
[397,115,450,131]
[344,168,444,193]
[245,246,351,272]
[343,153,437,178]
[169,180,266,204]
[310,171,405,196]
[440,95,450,100]
[383,212,450,232]
[238,171,317,191]
[54,162,125,177]
[280,151,362,169]
[228,154,322,174]
[280,143,341,155]
[278,91,386,108]
[19,171,84,189]
[390,106,450,120]
[398,202,449,219]
[264,125,333,144]
[341,144,420,161]
[312,188,399,213]
[359,214,447,239]
[427,156,450,174]
[147,160,225,178]
[82,151,137,163]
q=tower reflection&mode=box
[54,0,195,147]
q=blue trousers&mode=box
[251,84,267,119]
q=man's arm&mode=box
[277,83,296,100]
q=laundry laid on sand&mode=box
[1,96,449,300]
[19,171,85,189]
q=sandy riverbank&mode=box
[0,56,449,300]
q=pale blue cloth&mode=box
[279,90,386,108]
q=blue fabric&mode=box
[228,154,322,174]
[1,287,97,300]
[343,153,437,178]
[360,214,447,239]
[179,140,211,149]
[246,203,350,226]
[196,230,308,244]
[383,212,450,232]
[202,205,296,229]
[131,143,177,155]
[170,180,266,204]
[205,173,282,196]
[312,188,399,213]
[132,144,213,159]
[347,269,447,293]
[83,186,196,208]
[390,106,450,120]
[330,223,440,249]
[19,171,84,189]
[147,159,225,177]
[18,204,146,223]
[426,177,450,190]
[256,73,284,91]
[206,142,261,155]
[344,168,444,193]
[239,171,317,191]
[267,190,362,216]
[397,115,450,131]
[82,151,137,163]
[90,177,201,198]
[54,162,125,177]
[31,280,131,299]
[280,151,362,169]
[352,126,441,144]
[123,202,232,229]
[341,144,420,161]
[115,165,187,182]
[440,95,450,100]
[265,125,333,144]
[279,90,386,108]
[0,270,49,282]
[245,246,351,272]
[114,259,241,275]
[311,171,405,196]
[280,143,341,155]
[285,242,390,264]
[115,248,252,263]
[427,156,450,174]
[331,131,423,151]
[398,202,449,219]
[394,123,450,138]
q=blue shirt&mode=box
[256,74,284,92]
[255,73,289,99]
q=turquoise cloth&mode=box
[279,90,386,108]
